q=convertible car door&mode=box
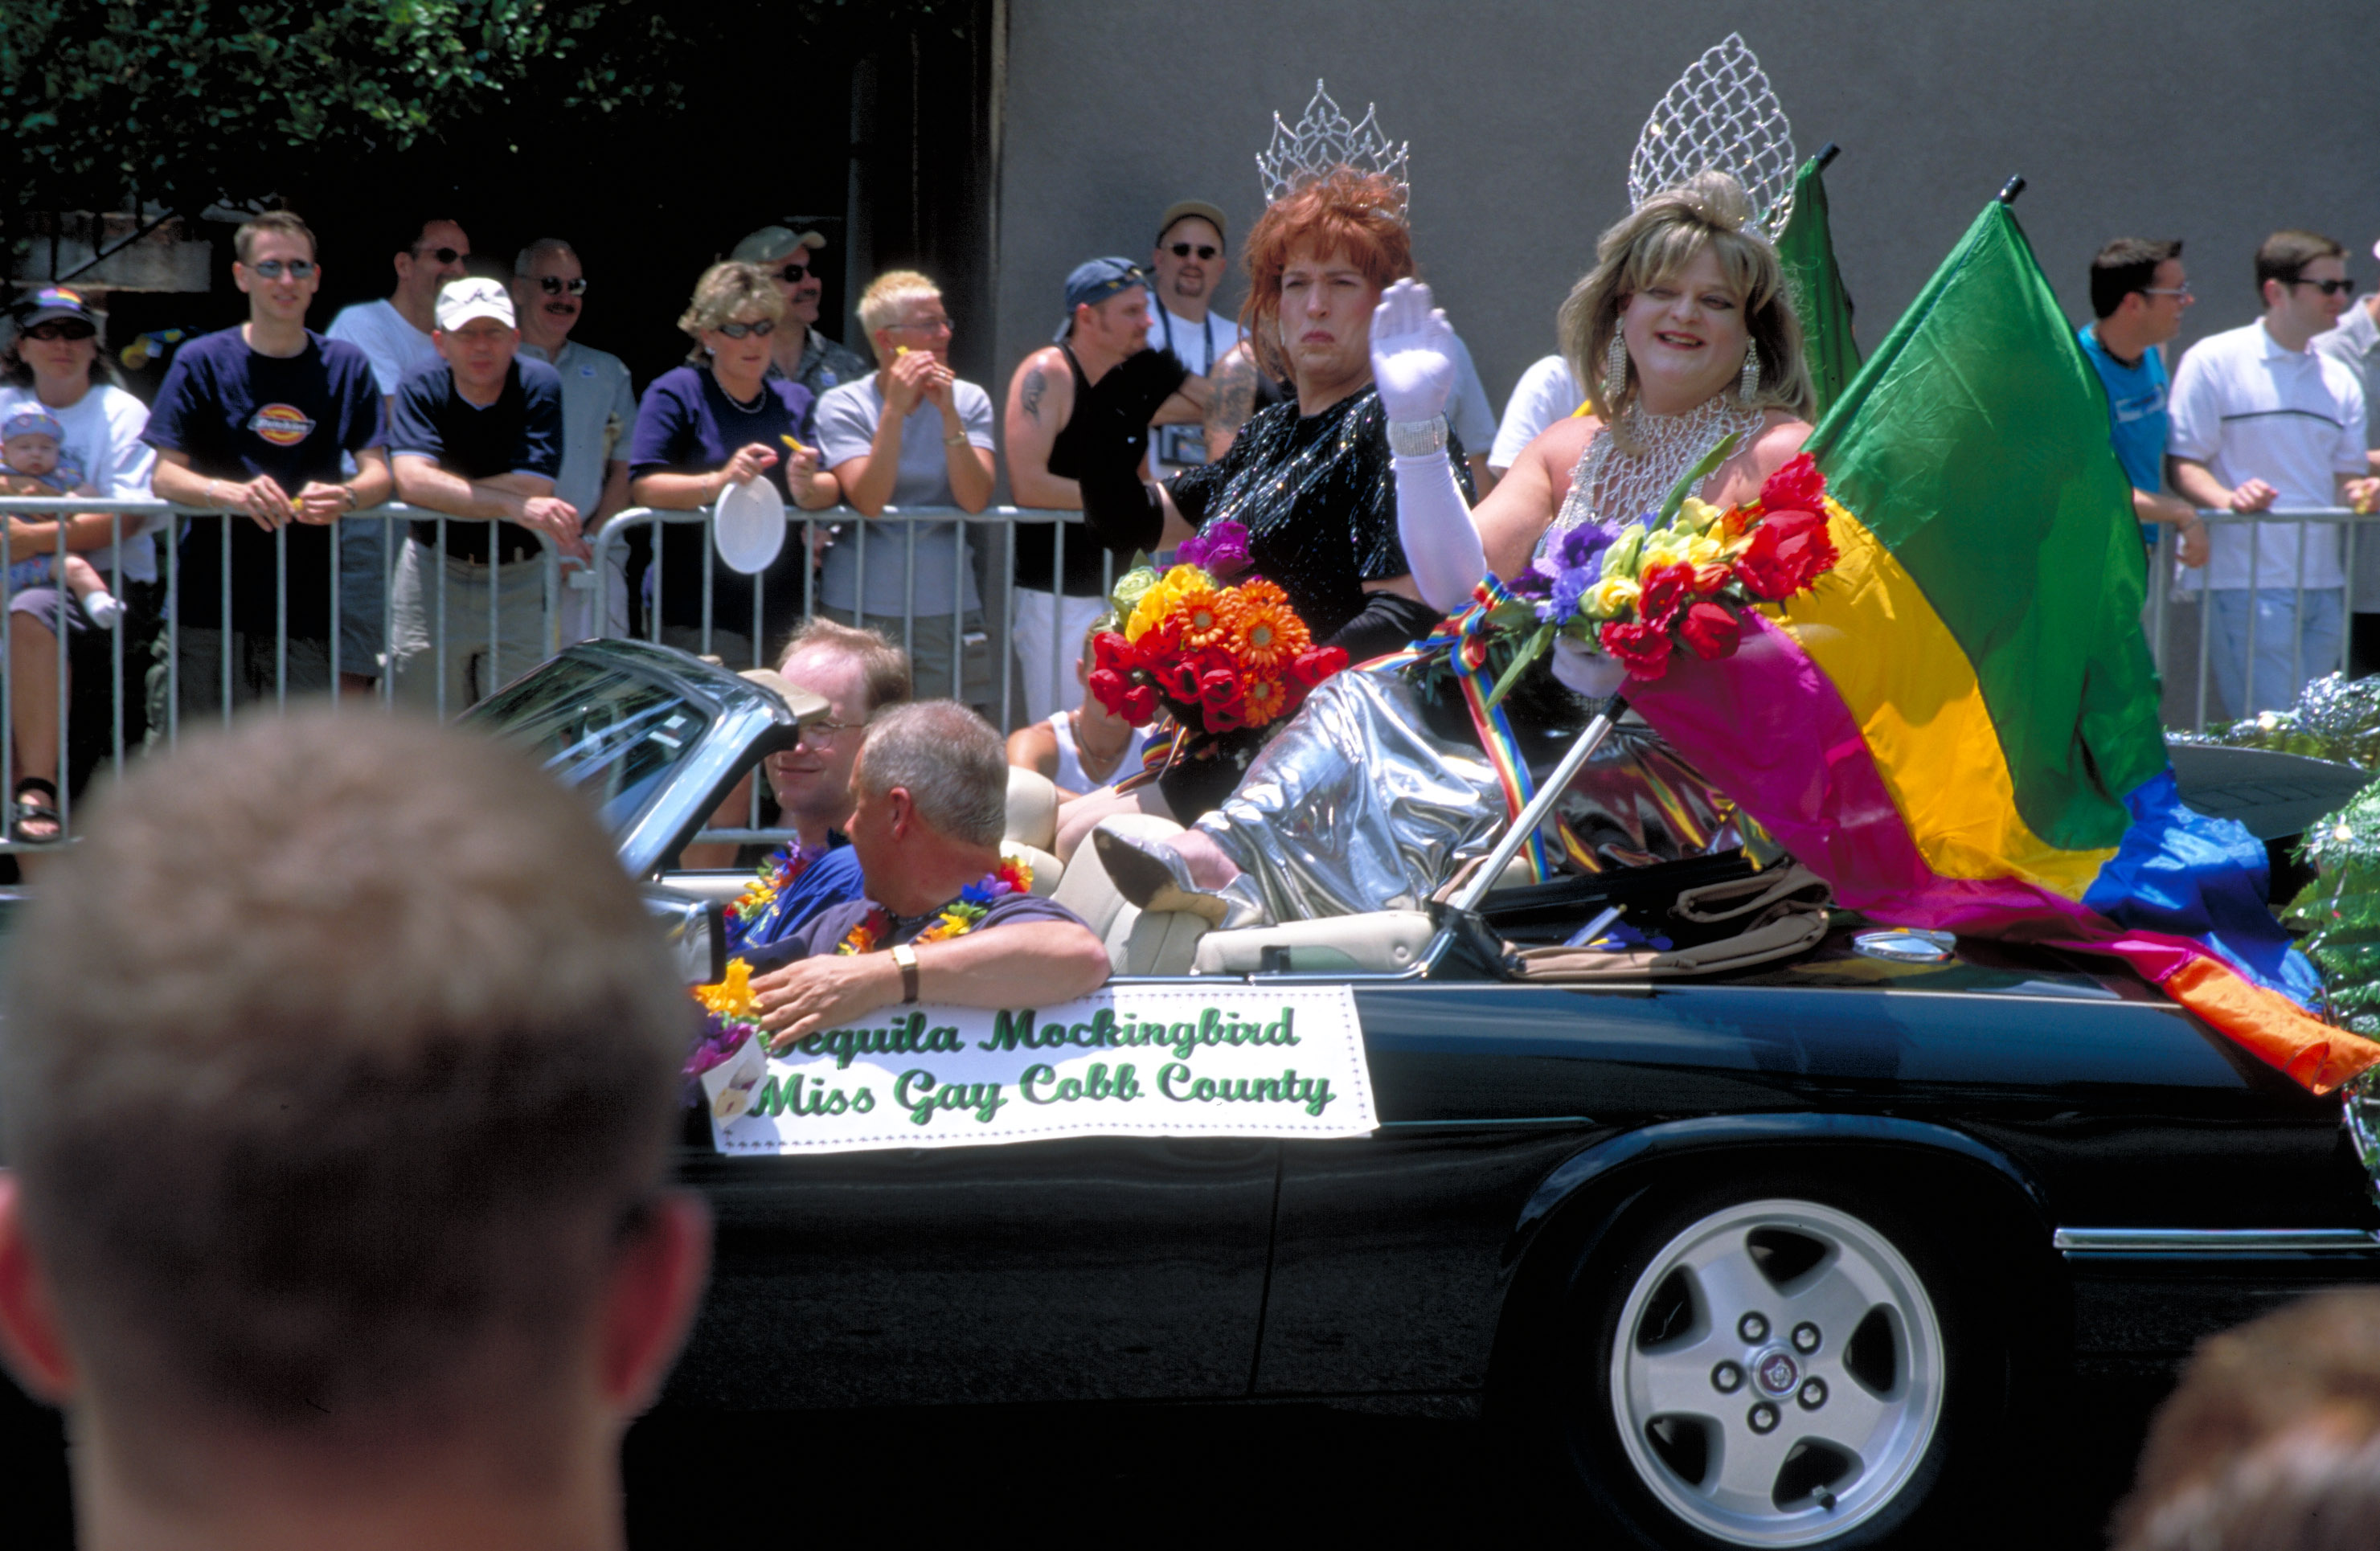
[666,1135,1280,1409]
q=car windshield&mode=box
[468,655,714,835]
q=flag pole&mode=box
[1448,690,1630,914]
[1997,174,2026,205]
[1814,141,1840,171]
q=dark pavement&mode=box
[0,1365,2177,1549]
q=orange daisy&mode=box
[1224,579,1309,673]
[1166,578,1233,652]
[1240,672,1290,726]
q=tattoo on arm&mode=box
[1021,368,1046,423]
[1207,350,1256,442]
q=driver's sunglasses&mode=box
[1169,242,1219,260]
[2140,284,2191,300]
[536,275,589,296]
[2292,276,2357,297]
[248,258,315,280]
[776,263,813,284]
[23,321,95,342]
[412,244,463,265]
[717,317,776,338]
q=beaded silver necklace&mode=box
[1539,395,1765,559]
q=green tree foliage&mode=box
[1,2,699,215]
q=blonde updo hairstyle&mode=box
[677,260,788,364]
[1557,170,1813,424]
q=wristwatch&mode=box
[890,943,920,1004]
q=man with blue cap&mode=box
[1002,257,1206,724]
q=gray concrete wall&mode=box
[992,0,2378,424]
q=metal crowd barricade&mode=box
[586,505,1104,853]
[0,496,1096,853]
[2144,506,2375,734]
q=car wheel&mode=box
[1538,1181,2001,1549]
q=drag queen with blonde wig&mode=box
[1096,69,1821,928]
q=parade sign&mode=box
[707,985,1374,1155]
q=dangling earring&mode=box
[1739,341,1762,404]
[1602,332,1629,408]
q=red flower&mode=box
[1635,561,1697,630]
[1679,601,1742,661]
[1091,631,1137,675]
[1120,683,1158,723]
[1759,452,1825,515]
[1599,619,1674,679]
[1198,662,1241,709]
[1204,694,1249,732]
[1088,668,1129,715]
[1691,561,1735,594]
[1150,659,1202,701]
[1291,645,1348,687]
[1735,506,1837,600]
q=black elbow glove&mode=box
[1327,592,1444,665]
[1078,463,1165,555]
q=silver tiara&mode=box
[1256,80,1411,214]
[1627,33,1797,239]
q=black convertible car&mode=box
[38,640,2380,1549]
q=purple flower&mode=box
[1178,518,1251,577]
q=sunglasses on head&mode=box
[536,275,588,296]
[2291,276,2357,297]
[248,258,315,280]
[23,321,95,342]
[412,245,463,265]
[776,263,813,284]
[716,318,776,339]
[1169,243,1219,260]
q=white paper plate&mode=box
[713,475,786,575]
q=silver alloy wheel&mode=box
[1608,1198,1945,1547]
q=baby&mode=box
[1,409,124,627]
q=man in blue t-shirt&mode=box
[2079,238,2206,567]
[145,211,389,725]
[387,277,580,711]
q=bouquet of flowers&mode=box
[685,957,764,1090]
[1491,446,1838,698]
[1087,521,1349,738]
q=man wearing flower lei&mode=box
[690,621,913,953]
[734,702,1108,1051]
[1097,170,1825,929]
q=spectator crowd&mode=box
[2,203,2378,841]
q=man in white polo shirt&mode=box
[2169,230,2380,718]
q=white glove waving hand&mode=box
[1370,279,1458,424]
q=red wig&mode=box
[1239,169,1412,381]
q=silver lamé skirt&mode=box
[1194,662,1738,926]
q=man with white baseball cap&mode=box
[385,276,580,712]
[731,223,870,403]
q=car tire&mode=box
[1523,1170,2016,1549]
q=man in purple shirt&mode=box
[743,701,1108,1049]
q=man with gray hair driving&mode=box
[743,701,1110,1047]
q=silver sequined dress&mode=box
[1194,399,1762,926]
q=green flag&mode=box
[1776,153,1860,420]
[1803,198,2164,847]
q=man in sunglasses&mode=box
[1143,201,1245,480]
[511,238,636,639]
[2079,238,2206,567]
[2314,238,2380,673]
[2169,230,2380,717]
[326,216,473,683]
[144,211,390,718]
[731,225,870,404]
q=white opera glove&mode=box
[1551,633,1627,701]
[1370,279,1458,423]
[1378,280,1487,615]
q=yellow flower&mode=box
[1685,532,1725,567]
[695,957,760,1018]
[1586,575,1641,619]
[1126,564,1217,643]
[1675,496,1725,534]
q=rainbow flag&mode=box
[1628,198,2380,1093]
